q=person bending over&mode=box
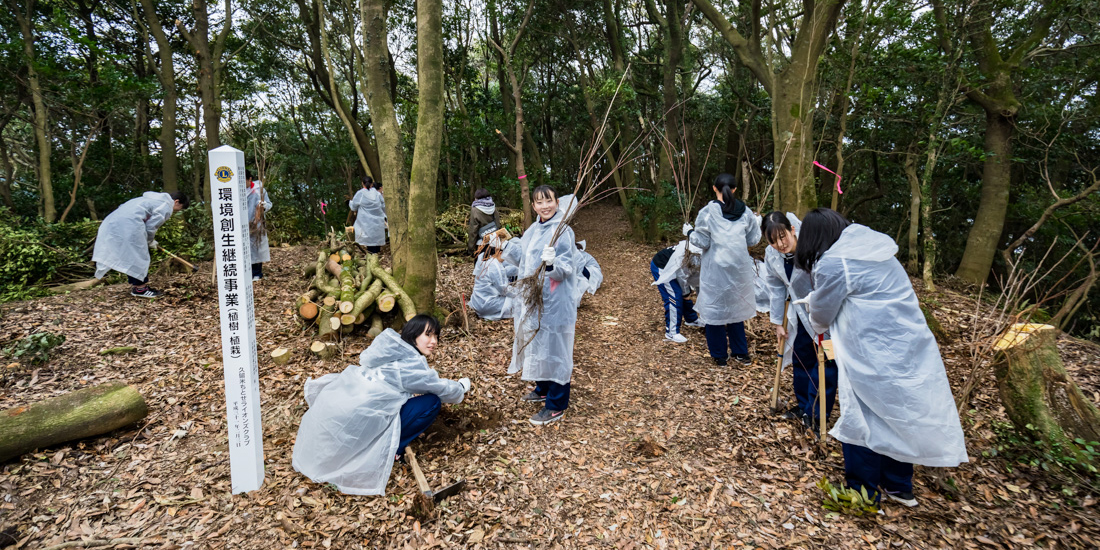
[650,240,703,343]
[292,315,471,495]
[92,191,189,298]
[796,208,966,508]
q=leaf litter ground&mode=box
[1,202,1099,549]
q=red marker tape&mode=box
[813,161,842,195]
[518,174,527,180]
[320,201,328,215]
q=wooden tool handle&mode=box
[769,297,790,411]
[405,447,432,494]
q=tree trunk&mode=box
[903,152,921,275]
[956,111,1013,284]
[140,0,179,192]
[361,0,409,281]
[0,382,148,463]
[993,324,1100,463]
[12,0,55,222]
[404,0,443,313]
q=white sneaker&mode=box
[683,320,704,328]
[665,332,688,343]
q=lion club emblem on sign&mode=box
[215,166,234,183]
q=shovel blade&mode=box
[431,479,465,502]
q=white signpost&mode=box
[208,145,265,493]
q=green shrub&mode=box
[3,332,66,365]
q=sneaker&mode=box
[529,408,565,425]
[780,406,802,420]
[683,320,704,328]
[732,354,752,366]
[521,390,546,403]
[131,286,162,298]
[883,490,918,507]
[665,332,688,343]
[713,357,728,367]
[252,275,262,281]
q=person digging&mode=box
[92,191,190,298]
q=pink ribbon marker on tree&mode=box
[320,201,328,215]
[813,161,843,195]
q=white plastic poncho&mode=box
[753,260,770,314]
[469,255,517,321]
[808,224,967,467]
[572,241,603,306]
[291,329,466,495]
[350,187,387,246]
[688,201,762,325]
[762,213,823,368]
[651,240,700,294]
[92,191,176,280]
[501,209,578,386]
[247,181,273,263]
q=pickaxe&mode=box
[159,246,197,272]
[405,447,465,505]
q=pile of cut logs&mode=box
[292,237,415,359]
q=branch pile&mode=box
[296,233,415,347]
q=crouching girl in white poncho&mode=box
[796,208,967,508]
[501,185,579,426]
[292,315,471,495]
[469,233,518,320]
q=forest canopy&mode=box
[0,0,1097,336]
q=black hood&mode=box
[715,198,746,221]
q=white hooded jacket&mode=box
[470,255,517,320]
[92,191,176,280]
[688,201,762,325]
[501,208,578,386]
[291,329,466,495]
[808,224,967,467]
[350,187,387,246]
[572,241,602,306]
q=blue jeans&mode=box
[790,320,838,422]
[397,394,442,456]
[650,261,697,334]
[704,322,747,360]
[842,443,914,503]
[534,380,570,411]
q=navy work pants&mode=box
[790,319,838,422]
[650,261,697,335]
[704,322,747,360]
[534,380,570,411]
[842,443,914,503]
[397,394,442,456]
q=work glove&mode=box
[541,245,556,266]
[682,223,693,236]
[458,377,471,392]
[149,240,159,251]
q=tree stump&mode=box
[0,382,148,463]
[993,323,1100,462]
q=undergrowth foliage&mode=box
[0,209,99,301]
[2,332,66,365]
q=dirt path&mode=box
[1,203,1098,549]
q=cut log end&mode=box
[322,296,337,307]
[309,341,337,360]
[340,313,356,326]
[271,348,291,365]
[299,302,319,320]
[994,323,1054,351]
[339,301,354,314]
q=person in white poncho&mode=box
[683,173,761,366]
[92,191,189,298]
[291,315,471,496]
[501,185,578,426]
[572,240,602,307]
[796,208,967,508]
[349,176,387,253]
[760,212,837,431]
[245,171,272,280]
[469,232,517,320]
[650,240,703,343]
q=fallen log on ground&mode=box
[0,382,148,463]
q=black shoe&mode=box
[713,357,728,367]
[522,390,546,403]
[131,286,162,298]
[883,490,918,507]
[732,354,752,366]
[780,406,802,420]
